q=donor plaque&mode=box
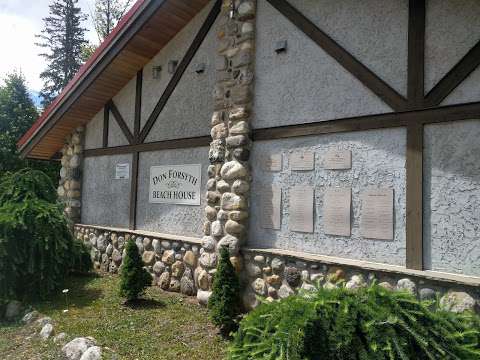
[149,164,202,205]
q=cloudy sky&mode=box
[0,0,100,92]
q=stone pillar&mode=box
[58,126,84,224]
[197,0,256,304]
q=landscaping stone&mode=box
[271,258,284,273]
[440,291,476,313]
[169,278,181,292]
[158,272,170,290]
[419,288,436,301]
[217,234,240,255]
[199,252,217,268]
[201,236,216,251]
[396,278,416,294]
[172,261,185,278]
[63,337,96,360]
[79,346,102,360]
[285,267,301,288]
[221,192,246,210]
[152,239,161,253]
[246,262,261,277]
[197,270,211,290]
[153,261,165,275]
[266,274,282,287]
[345,275,366,291]
[142,251,155,266]
[197,290,212,306]
[161,250,175,265]
[36,317,52,327]
[278,284,294,299]
[161,240,171,249]
[21,310,39,324]
[53,332,67,344]
[40,323,54,340]
[5,300,22,320]
[252,278,266,296]
[183,251,196,267]
[181,269,196,296]
[379,282,394,291]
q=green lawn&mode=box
[0,274,228,359]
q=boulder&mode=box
[158,272,170,290]
[199,252,218,269]
[197,270,211,291]
[40,323,54,340]
[142,251,155,266]
[183,251,196,268]
[217,234,240,255]
[278,284,294,299]
[284,267,302,288]
[79,346,102,360]
[4,300,22,320]
[440,292,476,313]
[220,161,247,180]
[396,278,416,294]
[161,250,175,265]
[21,310,39,324]
[62,337,96,360]
[271,258,284,274]
[172,261,185,278]
[345,275,366,291]
[153,261,165,275]
[252,278,266,296]
[180,269,196,296]
[197,290,212,306]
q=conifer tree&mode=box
[36,0,88,107]
[208,246,241,335]
[119,239,151,302]
[93,0,132,41]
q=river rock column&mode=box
[197,0,256,305]
[58,126,84,224]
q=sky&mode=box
[0,0,100,92]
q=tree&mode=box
[208,246,241,336]
[93,0,132,41]
[36,0,88,107]
[0,72,59,185]
[119,239,151,302]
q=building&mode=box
[19,0,480,309]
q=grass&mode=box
[0,274,228,359]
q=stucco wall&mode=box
[108,76,136,147]
[249,128,407,266]
[84,109,103,150]
[423,120,480,277]
[81,154,132,227]
[135,146,209,237]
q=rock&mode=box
[36,317,52,327]
[327,268,345,283]
[203,221,211,235]
[53,332,67,344]
[79,346,102,360]
[112,249,122,264]
[254,255,265,263]
[158,272,170,290]
[221,161,247,180]
[135,237,144,253]
[172,242,181,251]
[271,258,284,274]
[268,286,278,298]
[142,237,152,250]
[252,278,266,296]
[221,193,246,211]
[142,251,155,266]
[440,292,476,313]
[40,323,54,340]
[225,220,245,235]
[232,179,249,194]
[153,261,165,275]
[323,282,338,290]
[301,283,316,292]
[263,266,272,275]
[183,251,196,267]
[152,239,161,253]
[266,274,282,287]
[4,300,22,320]
[105,244,113,256]
[21,310,39,324]
[211,220,224,237]
[172,261,185,278]
[161,240,171,250]
[278,284,294,299]
[197,290,212,306]
[89,233,97,247]
[229,210,248,222]
[181,270,196,296]
[345,275,366,291]
[310,273,324,284]
[230,256,242,273]
[216,180,230,193]
[201,236,216,251]
[237,0,255,19]
[62,337,96,360]
[419,288,436,301]
[285,267,302,288]
[207,191,221,204]
[246,262,262,277]
[199,252,218,268]
[226,135,248,147]
[161,250,175,265]
[211,123,228,139]
[207,178,216,191]
[117,236,125,250]
[301,270,310,281]
[197,270,211,290]
[396,278,416,294]
[169,278,181,292]
[96,235,107,253]
[109,262,118,274]
[379,282,394,291]
[230,121,250,136]
[217,234,240,255]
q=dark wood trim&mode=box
[20,0,170,158]
[407,0,425,107]
[103,105,109,148]
[129,151,139,230]
[266,0,409,112]
[425,40,480,107]
[84,135,211,157]
[139,0,221,143]
[108,100,135,145]
[253,101,480,141]
[134,69,143,142]
[406,123,423,270]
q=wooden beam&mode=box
[425,40,480,107]
[266,0,409,112]
[139,0,221,142]
[108,100,135,145]
[103,105,109,148]
[129,151,139,230]
[406,122,423,270]
[134,69,143,142]
[407,0,425,107]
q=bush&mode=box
[119,238,151,302]
[208,246,241,335]
[0,169,91,302]
[229,284,480,360]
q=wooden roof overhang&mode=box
[18,0,211,160]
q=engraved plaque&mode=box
[324,187,351,236]
[290,151,315,171]
[324,149,352,170]
[289,186,314,233]
[360,188,394,240]
[261,185,281,229]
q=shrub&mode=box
[229,284,480,360]
[208,246,241,335]
[0,169,91,302]
[119,238,151,302]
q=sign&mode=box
[261,185,282,229]
[115,163,130,179]
[289,185,314,233]
[324,149,352,170]
[263,153,282,172]
[360,188,394,240]
[290,151,315,171]
[323,187,351,236]
[149,164,201,205]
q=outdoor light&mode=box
[229,0,235,19]
[194,63,206,74]
[168,60,178,74]
[274,40,288,54]
[152,65,162,79]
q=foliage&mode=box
[0,169,91,303]
[93,0,132,41]
[229,284,480,360]
[80,43,97,63]
[0,72,59,185]
[119,239,151,301]
[36,0,88,107]
[208,246,241,335]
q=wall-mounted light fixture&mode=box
[274,40,288,54]
[168,60,178,74]
[152,65,162,79]
[229,0,235,19]
[194,63,206,74]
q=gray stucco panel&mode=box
[81,154,132,227]
[84,109,103,150]
[136,146,209,237]
[423,120,480,277]
[441,66,480,106]
[249,128,407,266]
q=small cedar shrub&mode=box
[119,238,151,301]
[229,284,480,360]
[208,246,241,335]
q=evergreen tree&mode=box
[208,246,241,336]
[0,72,59,185]
[119,239,151,302]
[36,0,88,107]
[93,0,132,41]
